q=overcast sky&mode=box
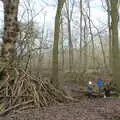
[0,0,107,29]
[0,0,110,47]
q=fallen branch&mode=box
[0,67,71,114]
[0,100,33,116]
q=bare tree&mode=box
[83,15,88,72]
[60,17,65,72]
[65,0,74,72]
[110,0,120,91]
[83,7,107,70]
[87,0,95,68]
[79,0,83,71]
[51,0,66,88]
[1,0,19,63]
[106,0,112,68]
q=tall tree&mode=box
[1,0,19,63]
[60,17,65,72]
[79,0,83,71]
[51,0,66,88]
[65,0,74,72]
[110,0,120,91]
[87,0,95,67]
[106,0,112,69]
[83,15,88,72]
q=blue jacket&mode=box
[97,78,104,87]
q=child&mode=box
[104,80,111,97]
[97,76,104,95]
[87,81,93,98]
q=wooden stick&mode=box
[0,100,33,116]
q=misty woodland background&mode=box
[0,0,120,118]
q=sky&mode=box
[1,0,119,47]
[0,0,107,29]
[0,0,110,47]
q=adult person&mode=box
[96,76,104,96]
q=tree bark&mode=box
[110,0,120,91]
[83,16,88,72]
[65,1,74,72]
[87,1,95,68]
[61,17,64,72]
[79,0,83,71]
[106,0,112,69]
[1,0,19,63]
[51,0,66,88]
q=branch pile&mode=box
[0,67,72,115]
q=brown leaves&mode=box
[1,98,120,120]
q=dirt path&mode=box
[0,98,120,120]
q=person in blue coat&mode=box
[97,77,104,95]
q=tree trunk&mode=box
[65,1,74,72]
[79,0,83,71]
[110,0,120,91]
[106,0,112,69]
[83,16,88,72]
[68,18,73,72]
[51,0,66,88]
[88,1,95,68]
[1,0,19,63]
[61,17,64,72]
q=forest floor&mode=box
[0,98,120,120]
[0,83,120,120]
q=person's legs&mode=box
[88,92,92,98]
[104,94,106,98]
[99,87,102,95]
[106,89,110,97]
[103,88,106,98]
